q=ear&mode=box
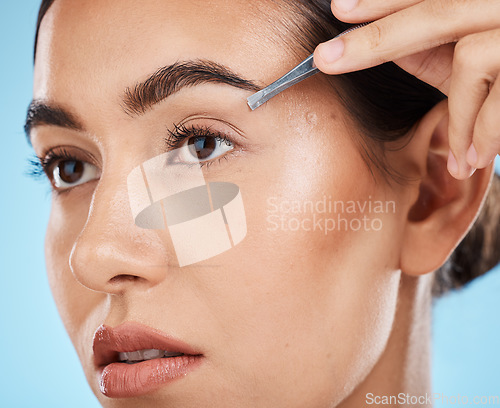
[393,100,495,276]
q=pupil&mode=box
[58,160,84,183]
[188,137,216,160]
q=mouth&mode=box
[93,322,203,398]
[117,349,185,364]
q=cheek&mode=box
[201,111,404,403]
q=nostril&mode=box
[108,274,144,285]
[69,218,169,292]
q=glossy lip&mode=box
[93,322,204,398]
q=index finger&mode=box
[314,0,500,75]
[331,0,422,23]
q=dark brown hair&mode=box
[33,0,500,295]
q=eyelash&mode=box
[167,123,231,148]
[27,156,46,180]
[27,124,236,182]
[27,148,83,183]
[166,123,234,162]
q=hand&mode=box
[313,0,500,179]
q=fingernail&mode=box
[319,39,345,65]
[335,0,359,12]
[447,150,459,177]
[466,143,478,167]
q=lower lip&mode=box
[97,355,203,398]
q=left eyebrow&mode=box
[122,59,261,115]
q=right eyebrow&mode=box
[24,100,82,144]
[25,59,261,143]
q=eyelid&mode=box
[177,115,248,143]
[40,145,99,169]
[37,146,100,191]
[163,120,243,171]
[165,118,243,151]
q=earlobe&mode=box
[398,102,495,276]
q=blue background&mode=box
[1,2,499,407]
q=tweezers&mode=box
[247,23,369,111]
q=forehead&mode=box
[34,0,299,102]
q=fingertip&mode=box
[476,155,495,170]
[313,47,325,72]
[313,44,330,73]
[469,140,497,169]
[330,0,365,23]
[332,0,359,14]
[447,150,474,180]
[314,39,345,73]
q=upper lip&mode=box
[93,321,202,368]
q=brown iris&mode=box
[57,160,84,183]
[188,137,217,160]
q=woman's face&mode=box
[31,1,408,407]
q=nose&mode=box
[69,174,171,294]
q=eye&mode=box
[177,135,234,164]
[52,159,99,189]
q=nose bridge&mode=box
[89,174,139,240]
[69,167,170,293]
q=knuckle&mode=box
[453,35,479,70]
[365,22,384,50]
[426,0,474,40]
[454,32,500,83]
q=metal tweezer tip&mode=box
[247,22,369,111]
[247,54,319,111]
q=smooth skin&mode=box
[30,0,495,407]
[314,0,500,180]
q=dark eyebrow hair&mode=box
[24,59,260,142]
[122,59,261,115]
[24,100,83,143]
